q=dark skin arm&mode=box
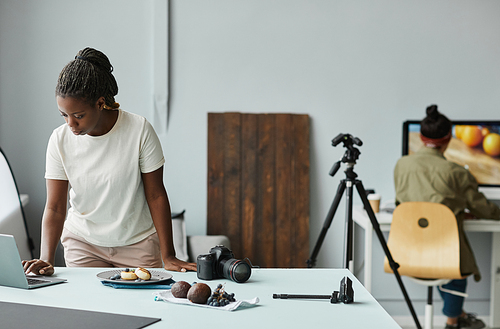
[23,179,69,275]
[142,166,196,272]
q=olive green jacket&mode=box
[394,147,500,281]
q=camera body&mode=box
[197,245,251,283]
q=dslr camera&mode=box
[197,245,251,283]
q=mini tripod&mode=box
[274,276,354,304]
[306,133,421,329]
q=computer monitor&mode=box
[402,120,500,200]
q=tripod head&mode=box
[329,133,362,177]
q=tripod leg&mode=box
[355,181,422,329]
[343,181,354,270]
[307,180,346,268]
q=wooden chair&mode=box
[384,202,466,329]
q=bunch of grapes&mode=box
[207,284,236,307]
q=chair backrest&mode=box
[0,148,33,259]
[384,201,462,279]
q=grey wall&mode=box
[1,0,499,318]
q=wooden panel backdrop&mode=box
[207,113,309,268]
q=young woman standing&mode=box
[23,47,196,275]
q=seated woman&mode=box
[394,105,500,329]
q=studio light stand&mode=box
[306,133,421,329]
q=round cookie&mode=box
[121,269,138,280]
[135,267,151,281]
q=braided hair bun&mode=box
[56,47,119,109]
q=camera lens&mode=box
[219,258,251,283]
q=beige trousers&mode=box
[60,228,163,268]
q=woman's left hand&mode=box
[163,255,197,272]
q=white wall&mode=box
[1,0,500,317]
[0,0,156,265]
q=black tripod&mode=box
[306,133,421,329]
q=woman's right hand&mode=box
[22,259,54,276]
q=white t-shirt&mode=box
[45,109,165,247]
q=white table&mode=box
[353,205,500,328]
[0,267,400,329]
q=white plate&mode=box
[96,269,173,285]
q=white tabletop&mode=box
[353,205,500,232]
[0,267,400,329]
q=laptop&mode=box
[0,234,67,289]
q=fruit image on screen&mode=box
[407,122,500,186]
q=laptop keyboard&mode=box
[27,277,50,285]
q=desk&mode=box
[0,268,400,329]
[353,206,500,328]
